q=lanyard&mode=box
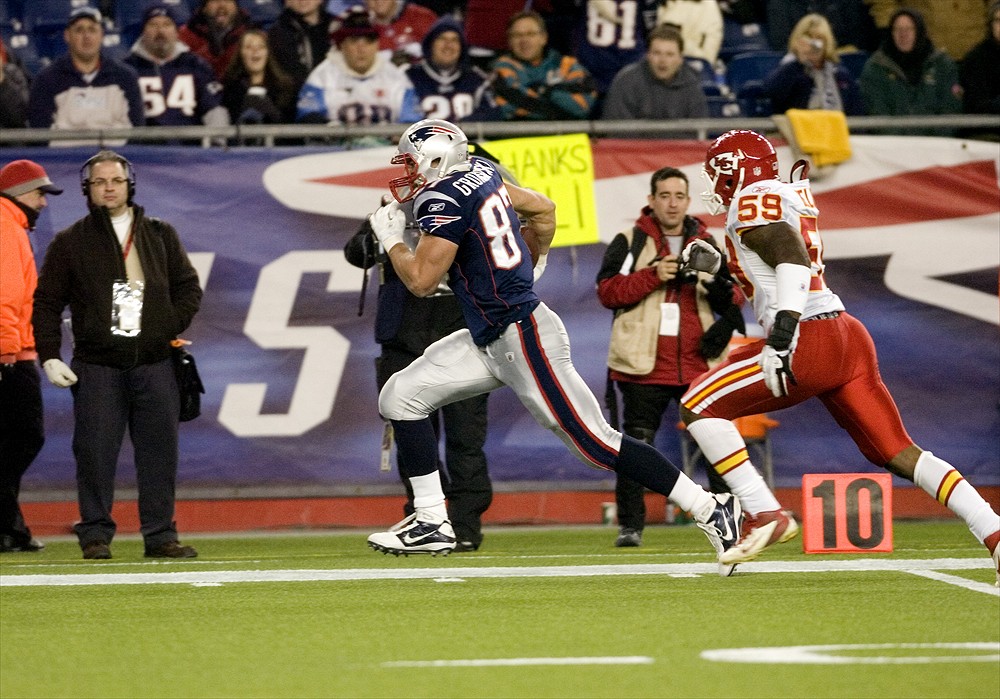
[121,218,136,261]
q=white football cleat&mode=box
[719,509,799,566]
[695,493,743,577]
[367,511,456,557]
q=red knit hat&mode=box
[329,7,379,47]
[0,160,63,197]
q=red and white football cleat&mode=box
[985,530,999,587]
[719,509,799,565]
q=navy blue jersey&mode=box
[405,62,498,122]
[573,0,658,92]
[125,48,224,126]
[412,156,538,346]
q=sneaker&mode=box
[368,512,456,556]
[82,541,112,560]
[614,527,642,548]
[719,509,799,566]
[0,535,44,552]
[985,530,999,587]
[695,493,743,577]
[145,541,198,558]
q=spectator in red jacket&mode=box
[364,0,437,65]
[179,0,258,79]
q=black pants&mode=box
[615,381,729,531]
[70,358,181,549]
[0,361,44,544]
[377,346,492,548]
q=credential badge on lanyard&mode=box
[111,280,144,337]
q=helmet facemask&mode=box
[389,119,469,203]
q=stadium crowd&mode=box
[1,0,997,137]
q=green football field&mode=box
[1,521,997,699]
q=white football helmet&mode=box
[389,119,469,203]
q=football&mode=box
[521,224,541,266]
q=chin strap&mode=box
[790,159,810,182]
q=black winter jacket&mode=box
[33,205,202,368]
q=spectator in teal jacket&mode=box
[859,8,961,134]
[491,11,597,120]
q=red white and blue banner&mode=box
[10,135,999,493]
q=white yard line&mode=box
[1,558,994,595]
[382,657,655,668]
[902,568,999,596]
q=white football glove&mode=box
[679,238,721,275]
[758,311,799,397]
[758,345,796,397]
[369,200,406,253]
[43,359,78,387]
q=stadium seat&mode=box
[102,31,129,62]
[706,95,741,119]
[719,18,771,63]
[239,0,283,26]
[838,50,869,82]
[735,79,773,117]
[22,0,97,34]
[725,50,782,96]
[1,30,45,77]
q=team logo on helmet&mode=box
[710,151,743,175]
[405,123,459,149]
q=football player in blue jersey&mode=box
[365,119,742,571]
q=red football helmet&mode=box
[701,130,779,215]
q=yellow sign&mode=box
[483,134,598,247]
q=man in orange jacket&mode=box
[0,159,62,553]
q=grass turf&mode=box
[1,521,997,698]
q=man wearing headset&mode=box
[33,150,202,561]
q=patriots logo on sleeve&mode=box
[418,214,462,231]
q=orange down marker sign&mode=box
[802,473,893,553]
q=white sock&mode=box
[913,451,1000,544]
[688,418,781,515]
[668,473,714,521]
[410,472,447,519]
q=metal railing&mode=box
[2,115,997,148]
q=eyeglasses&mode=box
[89,177,128,188]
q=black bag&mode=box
[172,345,205,422]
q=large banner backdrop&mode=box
[10,136,999,495]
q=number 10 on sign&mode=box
[802,473,893,553]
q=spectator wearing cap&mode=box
[125,3,231,128]
[0,38,30,129]
[406,16,499,121]
[0,160,63,554]
[296,7,421,124]
[364,0,438,65]
[26,8,144,141]
[179,0,258,80]
[268,0,335,97]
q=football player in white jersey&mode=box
[364,118,743,564]
[678,129,1000,582]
